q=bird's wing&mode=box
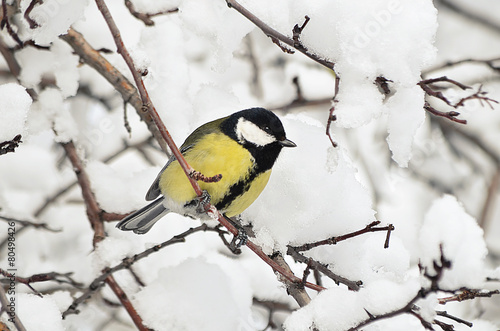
[144,116,228,201]
[145,144,194,201]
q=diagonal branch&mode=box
[225,0,336,71]
[93,0,323,296]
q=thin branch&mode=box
[124,0,178,26]
[438,289,500,304]
[61,140,149,330]
[225,0,336,71]
[0,284,27,331]
[0,215,60,233]
[437,0,500,35]
[289,221,394,252]
[423,57,500,76]
[0,269,82,297]
[287,247,361,291]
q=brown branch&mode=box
[287,247,362,291]
[289,221,394,253]
[0,284,26,331]
[225,0,336,71]
[94,0,324,296]
[59,28,169,153]
[438,289,500,304]
[0,268,82,297]
[253,298,294,329]
[419,76,499,124]
[61,140,149,330]
[326,75,340,148]
[124,0,178,26]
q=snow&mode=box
[133,257,252,331]
[16,293,65,331]
[0,83,32,142]
[419,195,488,289]
[19,0,90,46]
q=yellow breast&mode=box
[158,132,271,216]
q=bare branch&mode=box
[124,0,178,26]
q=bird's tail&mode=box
[116,197,169,234]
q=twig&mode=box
[0,284,26,331]
[436,311,473,327]
[289,221,394,252]
[124,0,178,26]
[225,0,336,71]
[24,0,43,29]
[418,76,498,124]
[438,289,500,304]
[1,0,23,47]
[0,269,82,297]
[0,215,60,233]
[287,247,361,291]
[326,75,340,148]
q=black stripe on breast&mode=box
[215,170,259,212]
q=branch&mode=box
[0,268,82,297]
[423,56,500,76]
[61,140,149,330]
[289,221,394,253]
[225,0,336,71]
[287,247,362,291]
[438,289,500,304]
[418,76,499,124]
[124,0,178,26]
[94,0,324,297]
[0,284,26,331]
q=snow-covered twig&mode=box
[124,0,178,26]
[289,221,394,253]
[419,76,499,124]
[0,268,82,297]
[225,0,336,71]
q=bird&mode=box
[116,107,296,234]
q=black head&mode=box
[221,107,296,148]
[221,107,296,171]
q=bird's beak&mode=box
[279,138,297,147]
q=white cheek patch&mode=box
[236,118,276,146]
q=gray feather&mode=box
[116,197,170,234]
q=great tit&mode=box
[116,107,296,234]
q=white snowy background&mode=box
[1,0,500,330]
